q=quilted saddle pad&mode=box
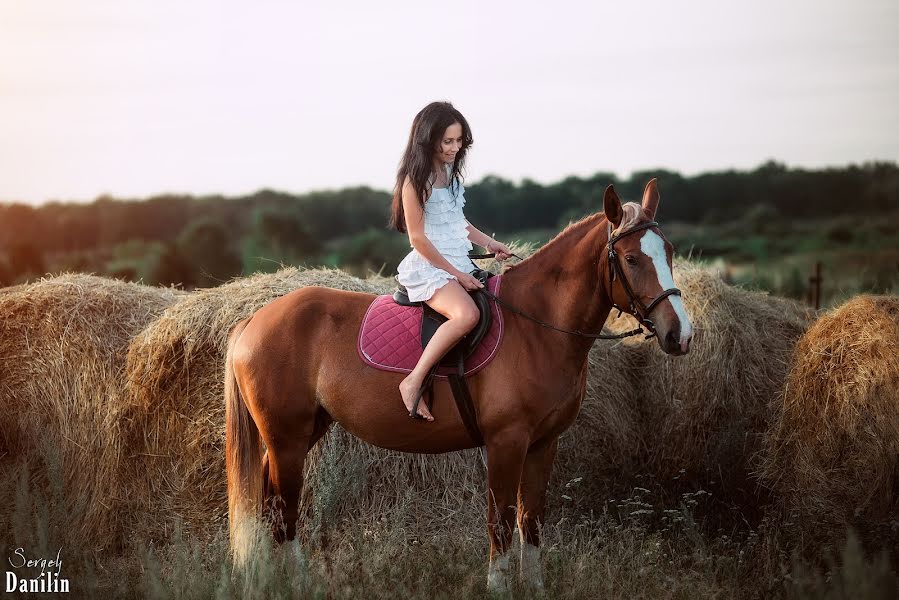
[357,275,504,379]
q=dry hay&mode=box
[120,266,405,544]
[0,247,818,554]
[0,273,185,552]
[118,251,810,546]
[118,243,541,546]
[758,295,899,546]
[592,260,816,509]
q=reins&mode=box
[468,220,681,341]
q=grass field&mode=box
[5,450,898,600]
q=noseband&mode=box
[606,220,682,337]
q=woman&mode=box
[388,101,513,421]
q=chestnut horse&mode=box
[224,179,693,592]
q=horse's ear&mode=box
[604,185,623,227]
[642,178,660,219]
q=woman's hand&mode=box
[486,240,513,261]
[454,270,485,291]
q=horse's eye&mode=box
[625,255,637,265]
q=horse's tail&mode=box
[224,316,264,568]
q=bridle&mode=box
[605,220,682,338]
[470,219,681,340]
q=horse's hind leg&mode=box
[266,438,309,543]
[262,450,271,500]
[264,407,333,543]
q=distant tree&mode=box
[336,228,410,276]
[2,161,898,278]
[0,204,44,248]
[52,203,101,251]
[104,240,167,283]
[295,187,390,239]
[97,194,196,247]
[107,265,138,281]
[176,219,243,287]
[56,252,93,274]
[464,175,518,233]
[826,225,853,244]
[257,209,320,256]
[0,257,11,287]
[5,242,45,282]
[148,243,196,288]
[744,203,780,234]
[782,266,806,300]
[243,208,322,274]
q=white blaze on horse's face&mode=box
[639,230,693,353]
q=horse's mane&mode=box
[508,212,602,269]
[507,202,644,270]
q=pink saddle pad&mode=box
[357,275,504,378]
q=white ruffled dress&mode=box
[395,173,475,302]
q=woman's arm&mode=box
[464,220,496,249]
[466,220,514,261]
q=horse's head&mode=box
[602,179,693,355]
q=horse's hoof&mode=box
[486,554,511,595]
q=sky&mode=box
[1,0,897,205]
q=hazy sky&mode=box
[1,0,897,205]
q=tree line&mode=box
[1,160,896,289]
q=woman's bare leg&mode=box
[400,279,479,420]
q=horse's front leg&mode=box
[517,436,558,591]
[485,431,529,594]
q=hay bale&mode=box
[541,330,643,510]
[758,295,899,544]
[592,260,816,508]
[118,249,810,538]
[119,249,537,545]
[120,266,482,544]
[0,273,185,552]
[0,249,817,553]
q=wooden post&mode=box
[808,261,822,309]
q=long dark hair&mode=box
[388,101,473,233]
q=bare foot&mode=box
[400,375,434,421]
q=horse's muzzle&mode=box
[662,329,691,355]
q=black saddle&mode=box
[392,267,495,445]
[392,268,495,361]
